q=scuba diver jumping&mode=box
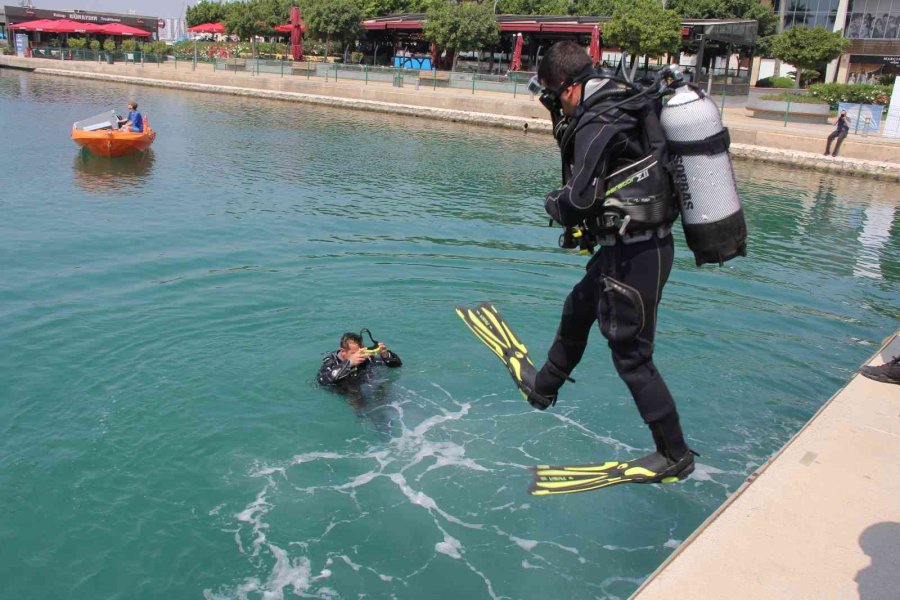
[457,41,746,495]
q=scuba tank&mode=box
[660,82,747,266]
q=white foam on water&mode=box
[258,544,312,600]
[663,538,682,549]
[688,462,729,482]
[235,484,272,557]
[435,533,463,559]
[510,536,538,552]
[601,544,656,553]
[522,560,544,569]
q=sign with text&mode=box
[15,33,28,57]
[849,55,900,66]
[839,102,884,133]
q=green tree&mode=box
[423,1,499,71]
[576,0,626,17]
[225,1,271,43]
[667,0,776,37]
[304,0,363,59]
[770,25,849,87]
[186,0,228,28]
[361,0,405,18]
[604,0,681,76]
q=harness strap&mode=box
[667,128,730,156]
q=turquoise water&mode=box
[1,69,897,600]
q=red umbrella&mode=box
[510,33,523,72]
[187,22,225,34]
[430,41,438,69]
[101,23,152,36]
[10,19,72,32]
[589,26,601,66]
[55,19,106,34]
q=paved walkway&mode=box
[632,330,900,600]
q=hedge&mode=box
[808,83,892,107]
[756,76,795,88]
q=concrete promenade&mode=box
[633,331,900,600]
[2,55,899,180]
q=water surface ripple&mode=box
[0,71,897,600]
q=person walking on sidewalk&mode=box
[824,110,851,157]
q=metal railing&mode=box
[19,47,755,104]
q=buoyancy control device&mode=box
[540,64,747,266]
[660,81,747,266]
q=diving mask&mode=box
[528,76,564,115]
[359,328,381,355]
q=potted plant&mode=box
[103,39,116,64]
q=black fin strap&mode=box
[545,360,576,384]
[667,128,730,156]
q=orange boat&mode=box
[71,110,156,157]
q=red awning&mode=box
[541,23,597,33]
[499,23,542,32]
[101,23,152,37]
[187,22,225,34]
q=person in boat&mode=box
[118,102,144,133]
[316,331,401,386]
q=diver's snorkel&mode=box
[359,328,381,355]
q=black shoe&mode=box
[860,355,900,385]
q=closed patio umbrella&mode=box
[290,6,303,61]
[510,33,523,72]
[589,26,601,66]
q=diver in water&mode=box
[317,330,402,386]
[317,330,403,439]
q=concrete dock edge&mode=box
[631,329,900,600]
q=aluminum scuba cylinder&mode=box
[660,84,747,266]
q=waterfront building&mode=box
[362,14,757,93]
[0,4,160,48]
[772,0,900,83]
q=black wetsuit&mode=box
[316,350,402,386]
[536,89,689,461]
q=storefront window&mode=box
[776,0,841,32]
[845,0,900,39]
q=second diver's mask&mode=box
[359,328,381,355]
